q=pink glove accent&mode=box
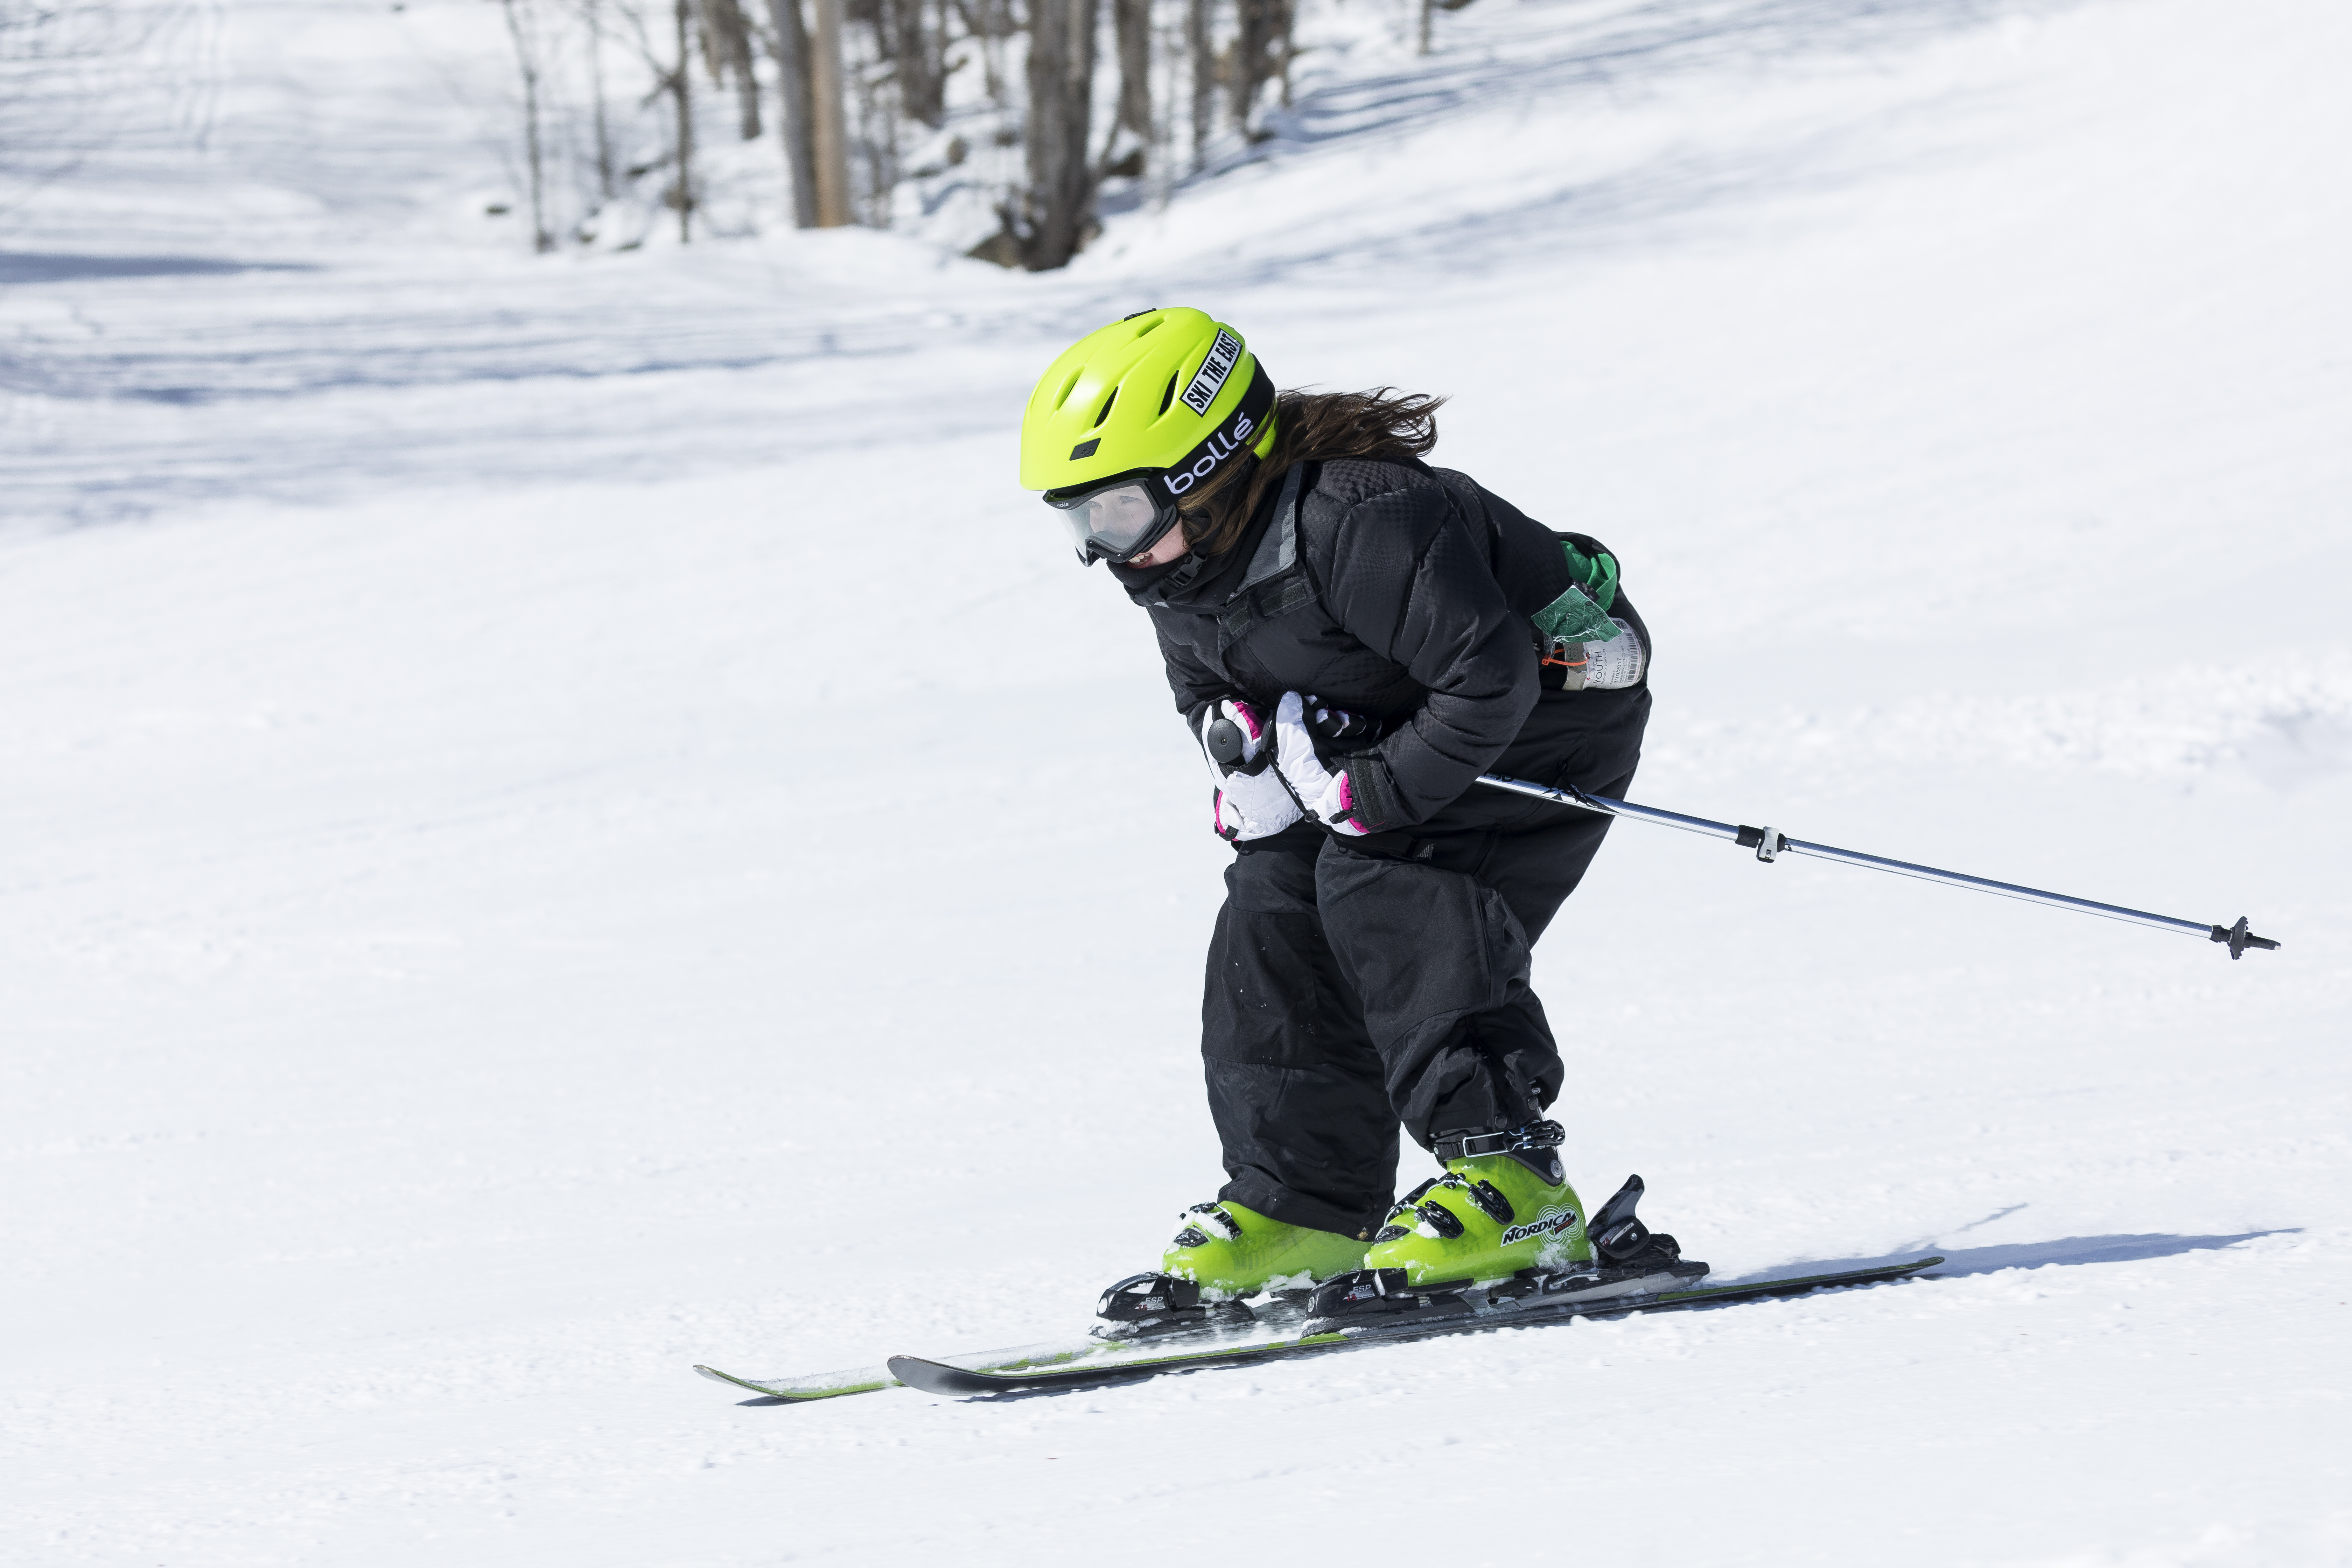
[1273,692,1368,836]
[1321,770,1367,836]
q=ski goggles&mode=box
[1043,363,1277,565]
[1043,473,1183,564]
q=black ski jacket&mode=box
[1117,457,1626,833]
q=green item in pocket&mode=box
[1531,540,1622,644]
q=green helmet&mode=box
[1019,307,1278,564]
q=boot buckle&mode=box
[1436,1120,1566,1161]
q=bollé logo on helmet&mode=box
[1162,411,1256,494]
[1500,1206,1579,1249]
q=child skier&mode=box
[1020,308,1669,1320]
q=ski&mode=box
[692,1295,1330,1402]
[692,1256,1942,1403]
[881,1256,1942,1398]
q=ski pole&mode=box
[1474,774,2281,959]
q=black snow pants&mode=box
[1200,677,1651,1240]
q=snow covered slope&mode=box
[4,0,2348,1563]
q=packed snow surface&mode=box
[5,0,2350,1563]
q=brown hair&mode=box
[1177,387,1446,558]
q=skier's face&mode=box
[1126,518,1191,568]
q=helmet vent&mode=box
[1092,387,1119,428]
[1051,368,1084,412]
[1158,372,1178,415]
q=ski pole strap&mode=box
[1474,774,2281,959]
[1433,1120,1566,1163]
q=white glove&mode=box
[1196,699,1302,841]
[1274,692,1368,836]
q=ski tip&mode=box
[693,1363,899,1401]
[695,1364,792,1397]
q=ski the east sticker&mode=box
[1181,329,1242,415]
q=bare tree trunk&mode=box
[1228,0,1288,135]
[948,0,1009,107]
[500,0,554,252]
[697,0,764,138]
[1226,0,1253,130]
[849,27,899,226]
[1271,0,1294,107]
[584,0,618,200]
[809,0,854,225]
[1185,0,1212,170]
[1019,0,1099,268]
[1112,0,1150,164]
[887,0,948,130]
[765,0,820,226]
[738,68,762,140]
[734,7,766,141]
[671,0,697,240]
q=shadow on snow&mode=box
[1731,1229,2293,1284]
[0,252,318,285]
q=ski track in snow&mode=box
[3,0,2350,1563]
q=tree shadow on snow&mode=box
[0,252,318,285]
[1120,0,2098,287]
[1261,0,2063,156]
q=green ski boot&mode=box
[1162,1200,1370,1293]
[1094,1201,1370,1340]
[1364,1130,1591,1287]
[1305,1126,1710,1329]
